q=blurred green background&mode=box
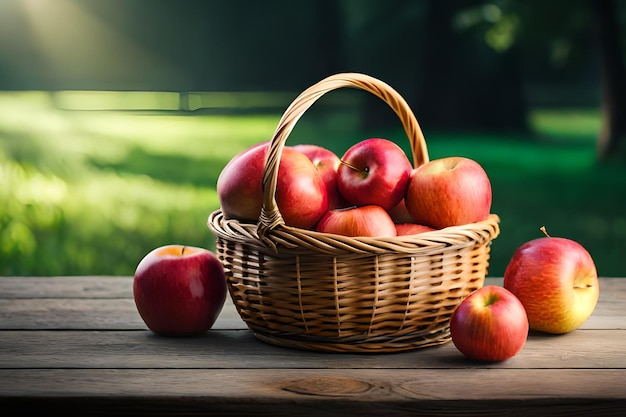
[1,0,625,277]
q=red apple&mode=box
[217,142,329,229]
[315,205,397,237]
[215,141,269,222]
[450,285,529,362]
[395,223,435,236]
[292,144,349,209]
[133,245,227,336]
[405,156,492,229]
[337,138,412,210]
[387,199,414,224]
[503,229,599,334]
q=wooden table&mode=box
[1,276,624,416]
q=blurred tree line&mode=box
[0,0,625,160]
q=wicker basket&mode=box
[208,72,500,353]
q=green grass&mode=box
[1,92,624,277]
[0,91,280,275]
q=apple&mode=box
[450,285,529,362]
[387,199,414,224]
[315,205,397,237]
[503,228,599,334]
[215,141,269,222]
[133,245,227,336]
[395,223,435,236]
[217,142,329,229]
[405,156,492,229]
[292,144,348,209]
[337,138,412,210]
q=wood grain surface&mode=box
[1,276,625,416]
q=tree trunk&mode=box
[592,0,626,161]
[356,0,424,132]
[418,0,528,133]
[313,0,344,77]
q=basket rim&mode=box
[209,209,500,255]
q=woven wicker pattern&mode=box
[208,72,500,353]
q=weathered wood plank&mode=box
[0,369,624,408]
[2,397,624,417]
[2,277,622,300]
[0,297,244,330]
[0,276,132,298]
[0,296,619,331]
[0,329,624,370]
[0,277,622,330]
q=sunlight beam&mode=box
[13,0,175,89]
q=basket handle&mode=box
[259,72,429,236]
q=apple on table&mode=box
[450,285,529,362]
[405,156,492,229]
[503,227,599,334]
[133,245,227,336]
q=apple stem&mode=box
[181,246,187,255]
[339,159,366,173]
[575,283,594,289]
[540,226,551,238]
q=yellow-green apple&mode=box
[450,285,529,362]
[503,230,599,334]
[293,144,348,209]
[337,138,412,210]
[217,142,329,229]
[315,205,397,237]
[395,223,435,236]
[133,245,227,336]
[405,156,492,229]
